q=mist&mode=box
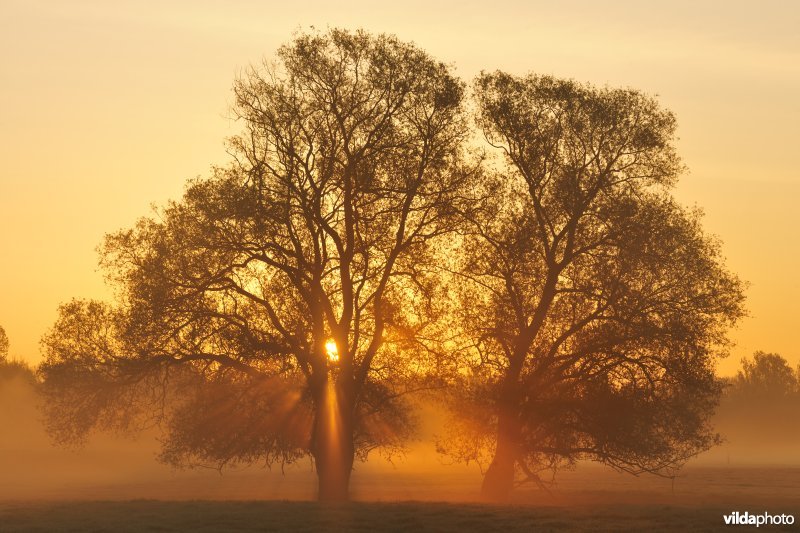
[703,394,800,467]
[1,366,310,501]
[2,362,798,507]
[0,366,488,502]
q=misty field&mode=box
[1,466,798,532]
[0,499,797,532]
[2,371,799,531]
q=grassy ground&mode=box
[1,466,797,531]
[2,499,796,532]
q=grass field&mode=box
[2,373,798,530]
[1,466,798,532]
[2,499,797,532]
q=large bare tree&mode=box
[440,72,746,501]
[39,29,471,501]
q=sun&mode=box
[325,339,339,363]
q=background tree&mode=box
[440,73,746,501]
[0,326,8,361]
[0,326,37,383]
[715,351,800,464]
[730,351,797,398]
[39,29,471,501]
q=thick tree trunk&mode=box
[311,379,355,502]
[482,364,525,503]
[314,439,354,502]
[481,409,520,502]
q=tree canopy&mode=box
[731,351,798,398]
[38,30,745,503]
[715,351,800,463]
[40,28,473,501]
[438,72,746,500]
[0,326,8,361]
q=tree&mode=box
[715,352,800,461]
[0,326,8,361]
[731,351,797,398]
[0,326,36,383]
[440,73,746,501]
[39,29,471,501]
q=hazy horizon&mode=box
[1,370,797,505]
[2,1,799,375]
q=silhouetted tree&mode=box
[441,73,746,501]
[730,351,797,398]
[715,351,800,461]
[0,328,36,383]
[39,29,472,501]
[0,360,36,384]
[0,326,8,361]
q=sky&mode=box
[1,0,798,375]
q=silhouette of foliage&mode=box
[37,33,744,504]
[715,351,800,461]
[39,28,471,501]
[439,73,746,501]
[0,359,36,384]
[730,351,797,398]
[0,326,35,384]
[0,327,37,389]
[0,325,8,361]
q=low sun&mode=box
[325,339,339,363]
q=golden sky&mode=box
[1,0,798,375]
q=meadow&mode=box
[1,466,798,532]
[0,499,783,532]
[2,370,798,531]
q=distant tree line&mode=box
[714,351,800,462]
[727,351,800,399]
[0,326,36,383]
[0,325,8,362]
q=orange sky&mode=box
[1,0,798,376]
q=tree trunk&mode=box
[311,379,355,502]
[481,409,520,502]
[314,439,354,502]
[481,414,519,503]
